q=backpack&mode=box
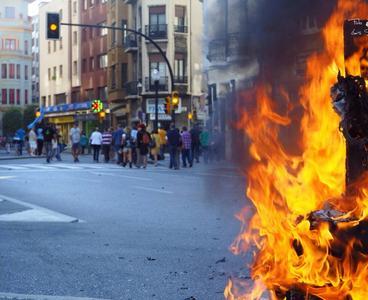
[142,132,150,145]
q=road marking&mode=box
[133,186,173,194]
[0,194,83,223]
[0,165,28,170]
[0,292,110,300]
[0,176,16,180]
[90,172,152,181]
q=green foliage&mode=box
[2,108,23,137]
[23,105,38,128]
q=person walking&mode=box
[190,124,201,163]
[36,124,44,156]
[200,127,210,164]
[131,124,138,166]
[158,126,167,160]
[181,126,192,168]
[43,123,56,163]
[166,124,181,170]
[90,127,103,162]
[150,130,161,166]
[121,127,133,168]
[102,128,113,163]
[28,128,37,156]
[136,124,150,169]
[80,132,88,155]
[69,122,81,163]
[112,124,124,164]
[14,128,25,156]
[54,127,62,161]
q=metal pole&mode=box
[154,81,159,132]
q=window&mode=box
[98,86,107,101]
[111,65,116,88]
[99,22,108,36]
[4,39,16,50]
[175,6,186,27]
[84,0,88,10]
[16,89,20,105]
[53,66,56,79]
[82,59,87,73]
[73,1,77,14]
[9,64,15,79]
[59,65,63,78]
[48,41,51,53]
[59,37,63,49]
[9,89,15,105]
[5,7,15,19]
[48,68,51,80]
[149,61,166,78]
[82,28,87,41]
[73,61,77,75]
[90,0,95,6]
[149,6,166,37]
[121,20,127,44]
[24,40,29,55]
[89,57,94,71]
[73,31,77,45]
[25,90,28,105]
[1,64,7,79]
[175,56,186,77]
[16,64,20,79]
[121,63,128,86]
[2,89,7,104]
[98,54,107,68]
[111,22,116,45]
[86,89,94,100]
[101,0,107,3]
[53,40,56,52]
[25,65,28,80]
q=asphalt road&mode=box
[0,154,247,300]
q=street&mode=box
[0,155,246,300]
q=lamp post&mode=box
[137,81,143,123]
[151,69,160,132]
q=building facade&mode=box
[122,0,205,130]
[39,0,83,143]
[0,0,33,134]
[31,14,40,104]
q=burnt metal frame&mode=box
[60,22,176,124]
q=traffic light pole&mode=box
[60,22,176,125]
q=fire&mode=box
[226,1,368,299]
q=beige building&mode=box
[122,0,205,129]
[39,0,81,142]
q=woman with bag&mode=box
[121,127,133,168]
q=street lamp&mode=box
[151,69,160,132]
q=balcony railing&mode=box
[174,25,188,33]
[144,76,168,92]
[125,81,139,96]
[207,32,243,62]
[174,76,188,84]
[145,24,168,40]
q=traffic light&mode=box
[164,96,171,114]
[35,108,41,118]
[172,91,179,110]
[46,13,60,40]
[188,112,193,120]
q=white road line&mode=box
[133,186,173,194]
[0,165,28,170]
[0,194,83,223]
[90,172,152,181]
[0,292,110,300]
[0,176,16,180]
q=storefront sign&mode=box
[45,101,91,114]
[149,114,172,121]
[49,116,75,124]
[146,98,166,114]
[74,114,98,121]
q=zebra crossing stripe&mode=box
[0,165,28,170]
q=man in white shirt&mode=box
[90,127,103,162]
[69,122,81,163]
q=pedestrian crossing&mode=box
[0,163,122,171]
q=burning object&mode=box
[225,1,368,299]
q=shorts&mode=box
[123,147,131,153]
[72,143,80,150]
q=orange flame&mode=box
[227,1,368,299]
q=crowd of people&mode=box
[1,121,224,168]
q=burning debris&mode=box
[225,1,368,299]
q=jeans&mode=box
[37,140,43,156]
[55,144,62,161]
[182,149,192,167]
[92,145,101,162]
[169,146,179,169]
[191,143,200,162]
[103,145,111,162]
[45,141,52,162]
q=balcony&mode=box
[207,32,245,63]
[125,81,139,96]
[145,24,168,40]
[124,34,138,53]
[174,76,188,84]
[144,77,168,92]
[174,25,188,34]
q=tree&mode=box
[2,108,23,137]
[23,105,38,129]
